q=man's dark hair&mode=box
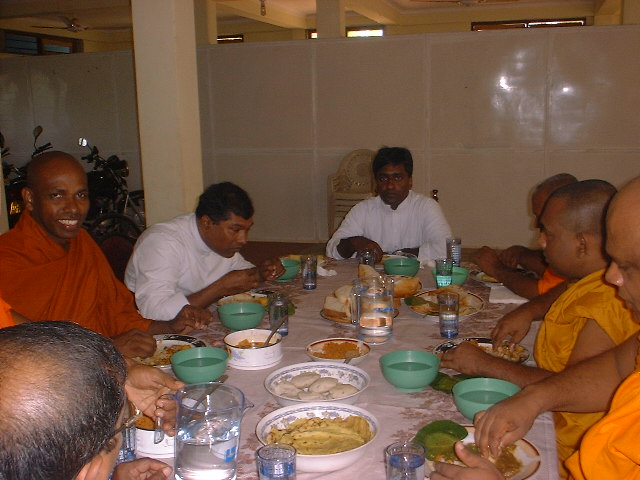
[195,182,254,223]
[0,322,127,480]
[372,147,413,177]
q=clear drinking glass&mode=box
[435,258,453,287]
[256,443,296,480]
[385,441,425,480]
[438,292,459,338]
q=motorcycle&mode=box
[2,126,52,228]
[78,137,146,245]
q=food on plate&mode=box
[136,344,191,366]
[135,414,155,430]
[470,339,528,363]
[272,373,360,401]
[414,421,524,478]
[313,341,362,360]
[285,253,327,266]
[266,415,372,454]
[408,285,483,316]
[358,264,379,279]
[322,285,354,323]
[481,273,499,283]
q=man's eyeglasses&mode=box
[376,174,406,184]
[113,403,143,437]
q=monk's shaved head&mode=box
[22,150,90,248]
[544,179,616,236]
[605,176,640,321]
[531,173,578,224]
[26,151,85,189]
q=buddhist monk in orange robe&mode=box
[431,175,640,480]
[0,151,210,357]
[442,180,638,478]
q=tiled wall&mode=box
[2,25,639,247]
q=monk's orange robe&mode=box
[0,211,151,337]
[538,266,566,295]
[565,341,640,480]
[534,269,639,479]
[0,297,14,328]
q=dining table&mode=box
[161,258,559,480]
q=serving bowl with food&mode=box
[134,334,206,372]
[265,362,369,406]
[434,337,530,364]
[255,402,379,472]
[217,291,269,307]
[135,414,174,458]
[414,420,540,480]
[224,329,283,370]
[306,338,370,365]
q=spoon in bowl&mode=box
[262,315,287,347]
[344,349,359,364]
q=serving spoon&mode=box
[262,315,287,347]
[344,349,359,364]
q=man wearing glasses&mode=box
[0,321,179,480]
[326,146,452,263]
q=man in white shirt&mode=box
[326,147,452,263]
[125,182,283,320]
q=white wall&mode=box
[2,25,639,247]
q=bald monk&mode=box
[0,151,210,357]
[474,173,577,299]
[431,175,640,480]
[442,180,638,478]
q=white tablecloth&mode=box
[183,259,559,479]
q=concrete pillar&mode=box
[131,0,204,225]
[194,0,218,45]
[317,0,345,38]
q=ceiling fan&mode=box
[411,0,519,6]
[31,15,130,33]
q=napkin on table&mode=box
[489,285,528,304]
[318,265,337,277]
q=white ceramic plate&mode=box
[433,337,530,364]
[264,361,370,406]
[425,426,540,480]
[134,334,206,367]
[306,338,371,365]
[256,402,379,472]
[408,286,484,319]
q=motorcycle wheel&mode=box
[88,214,141,245]
[125,190,146,230]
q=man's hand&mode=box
[491,308,535,346]
[219,268,261,294]
[113,458,172,480]
[497,245,529,269]
[474,394,538,459]
[165,304,212,335]
[431,442,504,480]
[440,342,491,376]
[259,258,285,281]
[125,363,184,419]
[111,329,157,358]
[472,247,503,278]
[337,236,384,263]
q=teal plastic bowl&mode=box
[171,346,228,384]
[453,377,521,421]
[379,350,440,392]
[431,266,469,285]
[217,302,266,331]
[276,258,300,282]
[384,257,421,277]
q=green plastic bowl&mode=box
[379,350,440,392]
[430,266,469,285]
[453,377,521,421]
[276,258,300,282]
[171,346,228,384]
[217,302,266,331]
[384,257,421,277]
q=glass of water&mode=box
[385,441,425,480]
[256,443,296,480]
[434,258,453,287]
[438,292,459,338]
